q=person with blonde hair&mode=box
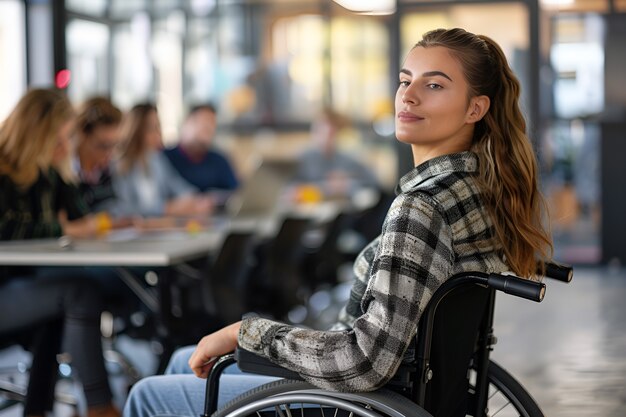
[111,103,212,218]
[123,28,552,417]
[0,88,120,417]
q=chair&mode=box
[247,217,311,319]
[300,212,351,290]
[202,231,258,325]
[154,231,258,372]
[342,189,395,257]
[201,263,573,417]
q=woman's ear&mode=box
[466,95,490,123]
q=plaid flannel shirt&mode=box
[239,152,508,392]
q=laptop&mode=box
[224,158,298,220]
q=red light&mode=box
[55,69,71,89]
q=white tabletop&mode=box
[0,195,373,268]
[0,230,224,267]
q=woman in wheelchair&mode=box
[124,27,553,417]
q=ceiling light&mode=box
[332,0,396,15]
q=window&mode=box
[111,14,153,109]
[66,19,110,104]
[0,0,26,121]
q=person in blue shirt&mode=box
[164,104,239,193]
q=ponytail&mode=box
[417,29,552,278]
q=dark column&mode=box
[600,14,626,264]
[52,0,66,76]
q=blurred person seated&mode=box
[74,96,123,214]
[163,104,239,196]
[111,103,212,220]
[293,107,380,201]
[74,96,139,229]
[0,88,120,417]
[74,96,149,328]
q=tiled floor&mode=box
[2,266,625,416]
[492,265,626,417]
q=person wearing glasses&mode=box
[74,96,124,214]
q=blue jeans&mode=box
[123,346,280,417]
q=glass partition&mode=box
[66,19,110,104]
[153,10,186,143]
[542,14,604,263]
[66,0,107,16]
[0,0,26,122]
[111,14,153,109]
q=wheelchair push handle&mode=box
[486,262,572,302]
[543,262,574,283]
[488,273,546,302]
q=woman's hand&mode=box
[59,210,98,239]
[165,194,214,217]
[188,321,242,378]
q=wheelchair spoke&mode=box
[490,400,512,416]
[487,385,513,416]
[285,405,293,417]
[274,405,286,417]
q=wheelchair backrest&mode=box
[422,283,491,417]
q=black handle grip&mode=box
[488,273,546,302]
[543,263,573,283]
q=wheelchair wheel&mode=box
[214,379,432,417]
[470,360,544,417]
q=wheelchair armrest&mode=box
[235,346,303,380]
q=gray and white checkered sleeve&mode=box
[238,192,454,392]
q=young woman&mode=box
[123,27,552,416]
[0,88,120,417]
[75,96,124,213]
[111,103,212,218]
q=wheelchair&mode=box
[201,263,573,417]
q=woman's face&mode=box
[395,46,482,160]
[52,119,75,165]
[83,124,121,169]
[143,110,163,151]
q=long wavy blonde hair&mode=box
[117,103,157,175]
[0,88,75,188]
[416,28,553,277]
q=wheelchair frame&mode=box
[202,263,573,417]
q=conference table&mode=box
[0,228,230,371]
